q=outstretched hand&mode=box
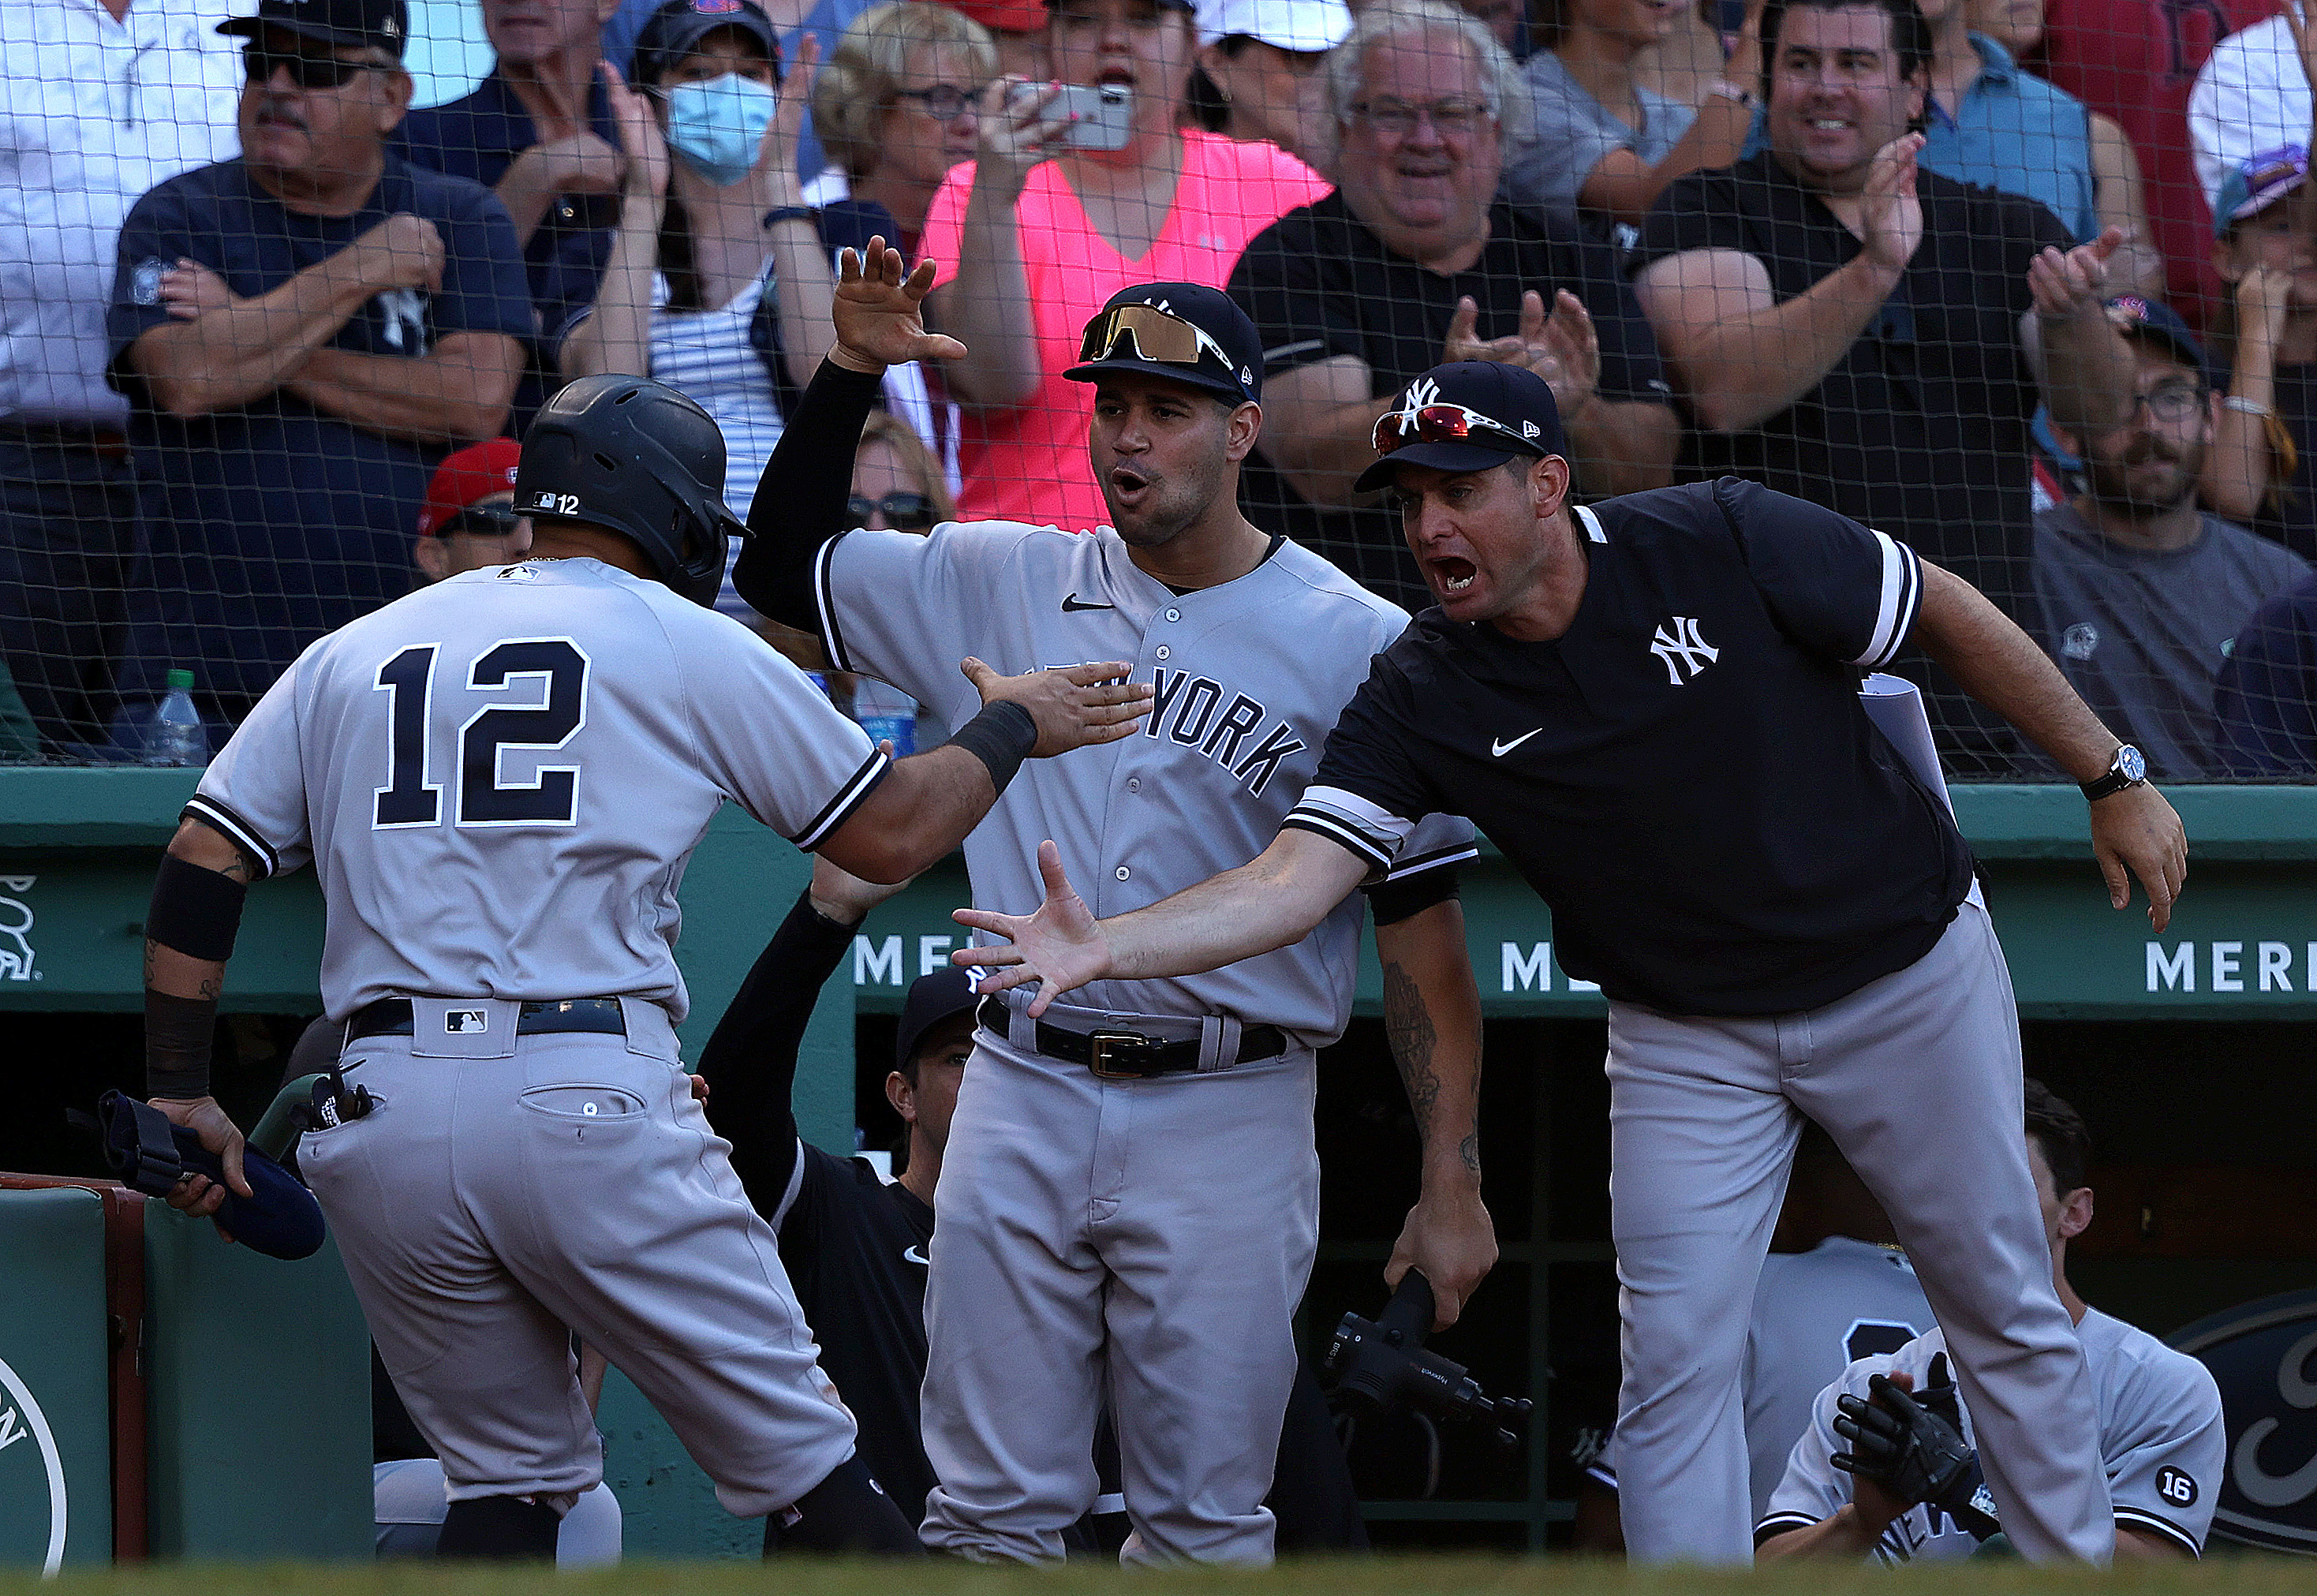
[960,656,1153,756]
[2090,782,2186,931]
[831,238,969,372]
[951,839,1112,1015]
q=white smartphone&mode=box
[1007,81,1134,151]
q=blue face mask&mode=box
[662,73,777,188]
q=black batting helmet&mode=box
[516,375,746,607]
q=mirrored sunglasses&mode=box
[1372,401,1544,458]
[1078,303,1240,381]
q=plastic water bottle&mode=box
[851,676,917,757]
[141,669,208,767]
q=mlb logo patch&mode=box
[446,1009,489,1034]
[693,0,743,11]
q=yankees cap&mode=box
[1067,282,1263,405]
[1355,361,1567,494]
[219,0,409,56]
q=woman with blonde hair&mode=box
[810,2,1000,256]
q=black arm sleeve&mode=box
[1362,864,1460,928]
[695,887,860,1220]
[731,357,888,634]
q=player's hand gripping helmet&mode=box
[516,375,749,606]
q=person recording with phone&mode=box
[920,0,1331,529]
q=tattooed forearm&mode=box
[1384,956,1441,1137]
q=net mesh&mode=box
[2,0,2312,778]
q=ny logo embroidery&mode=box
[1648,615,1719,684]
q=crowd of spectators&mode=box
[8,0,2317,772]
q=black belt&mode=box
[346,996,628,1041]
[976,996,1285,1078]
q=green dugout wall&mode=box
[3,768,2312,1554]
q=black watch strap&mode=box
[2080,744,2146,801]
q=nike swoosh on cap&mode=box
[1061,592,1115,612]
[1491,728,1542,757]
[902,1244,929,1266]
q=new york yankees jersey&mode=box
[816,521,1476,1043]
[1758,1313,2225,1560]
[189,557,888,1021]
[1587,1237,1934,1519]
[1743,1239,1934,1518]
[1284,478,1977,1017]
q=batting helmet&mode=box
[516,375,746,607]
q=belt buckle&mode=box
[1088,1030,1160,1080]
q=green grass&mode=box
[4,1557,2311,1596]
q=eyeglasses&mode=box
[242,43,380,90]
[849,492,938,529]
[2128,383,2208,424]
[1078,303,1241,383]
[895,84,985,119]
[1347,97,1493,136]
[1373,400,1545,458]
[433,504,525,540]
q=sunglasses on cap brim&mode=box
[1372,401,1548,459]
[1079,304,1240,381]
[432,503,525,540]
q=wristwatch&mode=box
[2080,743,2147,800]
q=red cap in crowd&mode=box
[955,0,1046,33]
[417,438,522,537]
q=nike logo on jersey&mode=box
[901,1245,929,1267]
[1145,669,1306,797]
[1491,728,1542,757]
[1061,592,1116,612]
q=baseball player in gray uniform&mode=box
[731,249,1496,1565]
[138,373,1152,1559]
[1758,1082,2224,1563]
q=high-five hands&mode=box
[951,839,1110,1015]
[831,239,969,372]
[960,658,1153,757]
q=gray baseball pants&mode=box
[918,1019,1320,1566]
[1605,900,2111,1564]
[298,996,858,1516]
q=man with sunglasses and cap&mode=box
[107,0,534,734]
[737,249,1493,1565]
[413,436,533,582]
[955,357,2194,1566]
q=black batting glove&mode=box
[1831,1354,2001,1539]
